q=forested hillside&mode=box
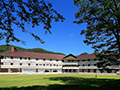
[0,45,65,55]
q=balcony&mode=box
[63,67,79,69]
[63,62,78,65]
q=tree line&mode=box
[0,45,65,55]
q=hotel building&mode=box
[0,47,120,74]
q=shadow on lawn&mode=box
[0,77,120,90]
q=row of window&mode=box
[2,57,61,62]
[63,59,98,62]
[23,69,62,73]
[63,64,97,67]
[63,69,119,73]
[0,68,62,73]
[3,62,62,66]
[79,69,119,73]
[79,64,97,66]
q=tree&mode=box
[74,0,120,68]
[80,52,88,55]
[0,0,65,44]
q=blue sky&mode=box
[1,0,94,55]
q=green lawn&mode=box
[0,74,120,90]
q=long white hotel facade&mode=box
[0,47,120,75]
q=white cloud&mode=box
[69,34,75,37]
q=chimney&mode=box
[11,47,18,53]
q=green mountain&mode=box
[0,45,65,55]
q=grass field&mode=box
[0,74,120,90]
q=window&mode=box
[53,70,57,72]
[5,57,9,59]
[58,70,61,72]
[53,64,56,66]
[46,64,49,66]
[14,57,19,59]
[22,63,28,66]
[79,69,82,72]
[84,64,88,66]
[90,64,94,66]
[30,63,36,66]
[84,60,88,62]
[74,60,77,62]
[90,59,94,61]
[23,58,27,60]
[84,69,88,72]
[13,62,19,65]
[59,64,62,66]
[4,62,10,65]
[38,59,43,61]
[58,60,61,62]
[45,69,49,72]
[29,69,36,73]
[18,69,20,72]
[96,59,99,61]
[90,69,94,73]
[39,64,42,66]
[28,58,31,60]
[23,69,29,73]
[46,59,50,61]
[39,69,44,73]
[30,58,36,60]
[52,60,56,62]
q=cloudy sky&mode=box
[1,0,94,55]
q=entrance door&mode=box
[50,69,52,73]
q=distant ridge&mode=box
[0,45,65,55]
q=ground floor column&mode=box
[71,69,73,73]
